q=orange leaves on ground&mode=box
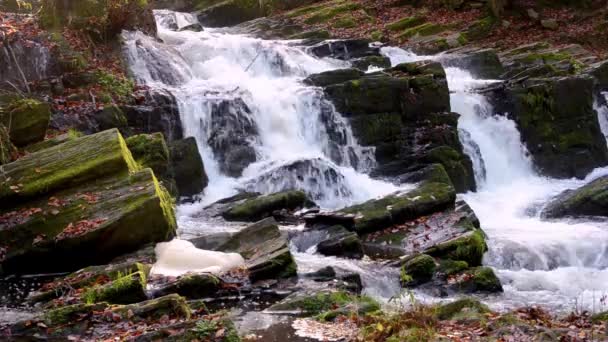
[0,207,42,226]
[55,218,107,240]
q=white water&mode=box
[122,10,608,314]
[124,11,398,216]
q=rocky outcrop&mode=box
[197,0,264,27]
[168,137,208,198]
[127,133,178,196]
[440,48,505,79]
[122,89,183,142]
[490,76,608,179]
[316,225,364,259]
[309,60,475,192]
[542,175,608,218]
[0,129,176,274]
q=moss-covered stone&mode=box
[126,133,175,194]
[426,230,487,266]
[83,270,147,304]
[43,302,108,326]
[452,266,503,293]
[397,23,445,40]
[156,273,221,299]
[316,225,363,259]
[23,129,82,154]
[222,190,308,222]
[542,175,608,218]
[268,290,379,318]
[400,254,436,286]
[113,293,191,321]
[462,17,496,41]
[304,68,364,87]
[0,98,50,147]
[168,137,208,197]
[351,56,392,71]
[397,164,453,186]
[0,124,16,165]
[341,181,456,234]
[386,16,425,31]
[303,2,361,24]
[435,297,491,320]
[0,167,176,274]
[422,146,476,193]
[0,128,139,206]
[437,259,469,277]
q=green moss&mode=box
[435,298,490,320]
[397,23,445,40]
[426,230,487,266]
[96,70,135,102]
[333,17,356,28]
[0,98,51,147]
[82,271,147,304]
[437,259,469,276]
[457,33,468,46]
[271,290,379,319]
[126,133,171,177]
[463,267,502,292]
[304,2,361,24]
[113,294,191,321]
[370,30,383,41]
[401,254,436,286]
[44,303,108,326]
[464,16,496,40]
[386,16,425,31]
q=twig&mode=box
[2,35,31,94]
[244,49,263,72]
[4,81,25,98]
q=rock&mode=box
[0,98,50,147]
[178,23,203,32]
[113,294,191,321]
[153,273,222,299]
[590,60,608,92]
[83,270,148,304]
[400,254,436,286]
[189,232,233,251]
[437,259,469,278]
[96,105,129,132]
[168,137,208,197]
[351,56,392,71]
[435,297,491,320]
[122,88,183,142]
[316,225,363,259]
[222,190,309,222]
[386,16,425,31]
[493,77,608,179]
[541,19,559,30]
[231,17,304,39]
[308,39,379,60]
[40,0,157,40]
[304,68,365,87]
[542,175,608,218]
[461,17,496,41]
[132,317,240,341]
[0,129,138,205]
[302,266,336,281]
[23,130,82,153]
[197,0,264,27]
[0,167,176,274]
[218,218,297,281]
[0,124,16,165]
[28,261,150,304]
[267,290,379,317]
[450,266,503,293]
[527,8,540,20]
[126,133,176,195]
[426,230,487,267]
[205,98,258,177]
[440,49,504,79]
[340,181,456,234]
[314,60,475,192]
[395,163,453,185]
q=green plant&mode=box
[192,319,219,338]
[96,71,135,103]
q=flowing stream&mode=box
[123,10,608,314]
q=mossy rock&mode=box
[542,175,608,218]
[316,225,363,259]
[426,230,487,266]
[155,273,222,299]
[303,2,361,25]
[97,105,128,131]
[268,290,379,318]
[0,128,139,206]
[340,181,456,234]
[197,0,265,27]
[435,297,491,320]
[82,270,147,304]
[400,254,436,286]
[351,56,392,71]
[218,218,297,281]
[437,259,469,277]
[421,145,476,193]
[304,68,364,87]
[222,190,308,222]
[43,302,109,326]
[0,124,16,165]
[397,23,445,40]
[126,133,175,194]
[0,168,176,274]
[23,129,83,154]
[396,164,453,186]
[169,137,208,197]
[462,17,496,41]
[386,16,425,31]
[451,267,503,293]
[0,98,50,147]
[113,293,191,321]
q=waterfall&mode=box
[124,10,398,211]
[595,92,608,144]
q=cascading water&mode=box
[124,10,608,313]
[595,92,608,144]
[394,53,608,312]
[124,11,397,213]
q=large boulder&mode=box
[316,225,363,259]
[491,76,608,179]
[440,49,505,79]
[0,98,51,147]
[313,60,475,192]
[122,89,183,142]
[217,218,297,282]
[197,0,264,27]
[542,175,608,218]
[168,137,208,197]
[126,132,177,195]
